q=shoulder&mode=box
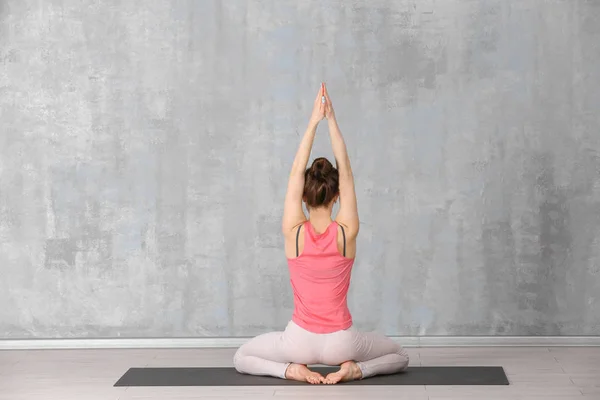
[284,221,305,239]
[336,220,358,239]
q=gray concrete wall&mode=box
[1,0,599,339]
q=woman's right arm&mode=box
[324,84,359,236]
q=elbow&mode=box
[289,170,306,183]
[281,219,290,234]
[351,222,360,237]
[339,177,355,190]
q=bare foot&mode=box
[324,360,363,384]
[285,363,324,384]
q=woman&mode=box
[233,83,409,384]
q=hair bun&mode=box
[308,157,334,182]
[303,157,340,208]
[312,158,331,176]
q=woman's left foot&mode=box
[285,363,324,384]
[324,360,363,384]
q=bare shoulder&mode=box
[284,221,305,259]
[335,220,357,259]
[284,221,305,238]
[336,220,359,239]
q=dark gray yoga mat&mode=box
[114,366,509,386]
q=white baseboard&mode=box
[1,336,599,350]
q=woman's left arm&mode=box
[282,85,325,233]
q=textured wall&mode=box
[1,0,599,339]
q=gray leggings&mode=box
[234,321,409,379]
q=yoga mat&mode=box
[114,366,509,386]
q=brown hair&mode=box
[303,157,339,208]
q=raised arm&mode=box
[323,84,359,236]
[282,84,326,233]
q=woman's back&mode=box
[287,221,354,334]
[234,84,409,385]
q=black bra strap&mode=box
[296,224,302,257]
[340,224,346,257]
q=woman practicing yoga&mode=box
[233,83,409,384]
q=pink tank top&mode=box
[287,221,354,334]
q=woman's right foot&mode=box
[285,363,324,384]
[324,360,363,384]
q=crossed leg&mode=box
[321,330,410,384]
[233,328,324,384]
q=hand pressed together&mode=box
[308,83,326,126]
[309,82,336,126]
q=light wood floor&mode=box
[1,347,599,399]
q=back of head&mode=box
[304,157,339,209]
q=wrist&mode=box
[308,120,320,130]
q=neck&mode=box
[309,207,333,228]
